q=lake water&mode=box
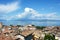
[0,20,60,26]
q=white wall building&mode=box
[15,35,25,40]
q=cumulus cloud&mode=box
[16,8,58,20]
[16,8,40,19]
[16,8,35,18]
[0,2,19,13]
[1,7,59,20]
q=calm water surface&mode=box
[0,20,60,26]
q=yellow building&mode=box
[32,30,45,40]
[0,22,2,29]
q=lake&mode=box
[0,20,60,26]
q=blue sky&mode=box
[0,0,60,20]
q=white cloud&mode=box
[24,8,31,12]
[0,2,19,13]
[4,8,38,20]
[1,7,60,20]
[16,8,59,20]
[16,8,35,18]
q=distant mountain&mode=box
[13,18,60,21]
[0,18,60,21]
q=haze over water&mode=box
[0,20,60,26]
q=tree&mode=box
[10,25,13,27]
[32,25,35,26]
[36,26,45,30]
[44,34,55,40]
[17,25,21,27]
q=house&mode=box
[42,27,52,34]
[32,30,45,40]
[2,26,13,33]
[55,33,60,40]
[19,28,36,40]
[15,35,25,40]
[0,33,14,40]
[24,24,36,30]
[11,26,18,30]
[0,22,2,29]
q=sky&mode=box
[0,0,60,20]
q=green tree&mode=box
[44,34,55,40]
[36,26,45,30]
[10,24,13,27]
[17,25,21,27]
[32,25,35,26]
